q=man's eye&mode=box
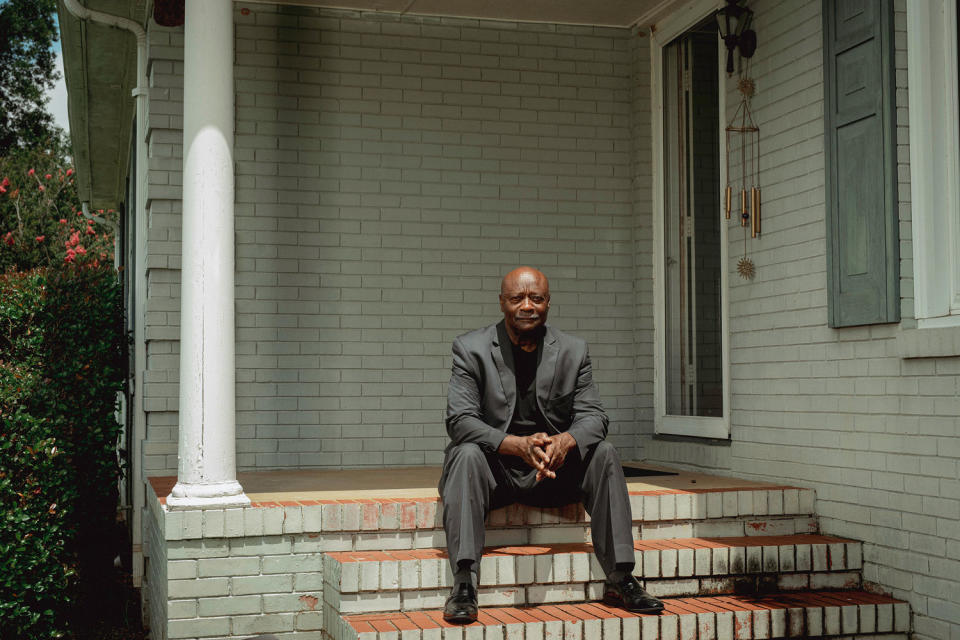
[530,296,545,304]
[509,296,524,304]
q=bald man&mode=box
[439,267,663,623]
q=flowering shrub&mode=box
[1,147,114,272]
[0,230,125,635]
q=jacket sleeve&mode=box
[445,336,507,453]
[564,346,609,459]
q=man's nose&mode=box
[520,297,534,311]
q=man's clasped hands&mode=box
[497,431,578,482]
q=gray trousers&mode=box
[438,439,635,579]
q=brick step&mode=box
[316,486,816,532]
[160,486,816,541]
[328,591,908,640]
[323,535,862,614]
[481,514,818,550]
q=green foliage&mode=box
[0,0,61,154]
[1,144,115,273]
[0,266,126,639]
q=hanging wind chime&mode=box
[725,76,760,279]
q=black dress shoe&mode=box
[443,582,478,623]
[602,574,664,614]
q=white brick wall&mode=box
[141,6,651,476]
[645,1,960,638]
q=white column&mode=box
[167,0,249,510]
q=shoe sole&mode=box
[442,613,479,624]
[602,595,665,614]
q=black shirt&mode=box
[508,336,546,437]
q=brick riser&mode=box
[155,484,815,541]
[328,591,909,640]
[323,535,862,615]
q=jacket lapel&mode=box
[537,325,559,406]
[492,321,516,412]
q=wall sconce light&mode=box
[716,0,757,74]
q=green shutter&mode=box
[823,0,899,327]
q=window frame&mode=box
[908,0,960,328]
[650,0,731,439]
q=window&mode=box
[651,5,730,439]
[907,0,960,328]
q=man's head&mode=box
[499,267,550,343]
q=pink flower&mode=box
[64,249,75,263]
[3,232,13,246]
[27,168,35,176]
[38,185,45,192]
[44,174,52,180]
[66,168,73,177]
[0,186,5,194]
[59,218,66,224]
[69,232,80,247]
[35,235,45,242]
[1,177,8,187]
[75,246,86,255]
[86,226,96,236]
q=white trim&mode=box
[651,0,730,439]
[917,315,960,330]
[908,0,960,320]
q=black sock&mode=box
[454,560,478,588]
[608,562,634,582]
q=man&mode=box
[439,267,664,623]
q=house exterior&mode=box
[57,0,960,638]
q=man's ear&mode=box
[498,294,506,313]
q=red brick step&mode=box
[323,534,863,614]
[330,591,908,640]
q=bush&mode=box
[1,144,115,272]
[0,265,125,639]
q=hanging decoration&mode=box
[725,76,760,279]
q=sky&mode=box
[49,15,70,134]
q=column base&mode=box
[165,479,251,510]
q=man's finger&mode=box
[527,446,547,470]
[535,468,556,483]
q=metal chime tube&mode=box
[725,186,732,219]
[741,188,748,226]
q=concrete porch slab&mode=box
[147,463,791,504]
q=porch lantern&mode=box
[715,0,756,74]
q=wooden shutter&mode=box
[823,0,899,327]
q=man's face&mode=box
[499,269,550,341]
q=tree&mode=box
[0,0,61,154]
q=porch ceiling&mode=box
[58,0,683,208]
[57,0,149,210]
[257,0,677,28]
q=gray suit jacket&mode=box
[445,321,609,459]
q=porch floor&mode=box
[148,462,787,504]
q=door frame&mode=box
[650,0,731,439]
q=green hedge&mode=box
[0,265,125,639]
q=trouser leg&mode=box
[438,443,499,576]
[580,441,635,576]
